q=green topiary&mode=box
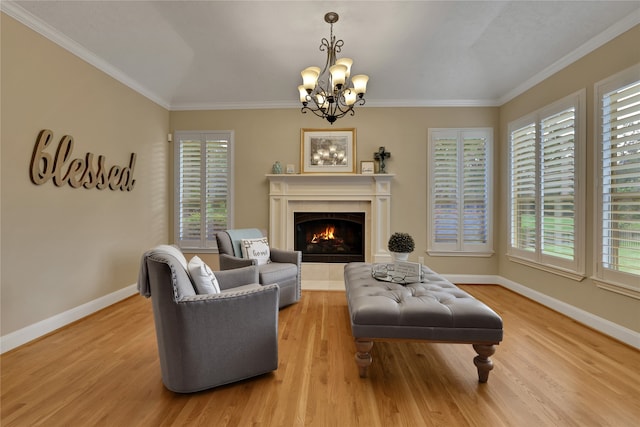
[387,232,415,253]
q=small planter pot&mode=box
[391,252,410,262]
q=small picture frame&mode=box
[286,164,296,174]
[300,128,356,174]
[360,161,375,174]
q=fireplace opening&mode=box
[294,212,365,263]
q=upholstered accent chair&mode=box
[215,229,302,308]
[138,245,279,393]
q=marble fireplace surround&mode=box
[267,174,394,288]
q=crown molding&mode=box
[169,98,501,111]
[364,99,502,108]
[498,9,640,106]
[1,1,171,109]
[3,1,638,112]
[169,100,300,111]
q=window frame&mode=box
[173,130,234,252]
[507,90,586,280]
[593,64,640,299]
[427,127,494,257]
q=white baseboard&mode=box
[3,274,638,353]
[0,284,138,354]
[446,274,640,350]
[494,276,640,350]
[306,273,640,350]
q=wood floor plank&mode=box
[2,285,639,426]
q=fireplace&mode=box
[294,212,365,263]
[267,174,394,277]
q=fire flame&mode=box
[311,226,335,243]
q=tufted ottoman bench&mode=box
[344,262,503,383]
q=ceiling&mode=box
[4,1,640,110]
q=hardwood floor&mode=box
[2,286,639,426]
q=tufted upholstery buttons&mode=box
[345,262,503,341]
[344,262,503,382]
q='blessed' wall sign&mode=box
[30,129,136,191]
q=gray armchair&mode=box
[138,245,279,393]
[216,229,301,308]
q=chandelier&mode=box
[298,12,369,124]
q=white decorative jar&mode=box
[391,252,410,262]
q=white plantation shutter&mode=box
[508,90,585,278]
[204,140,231,241]
[510,122,537,253]
[428,129,493,254]
[596,66,640,290]
[178,139,203,245]
[463,134,489,246]
[175,131,234,250]
[433,135,459,246]
[541,107,576,261]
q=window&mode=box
[507,90,586,279]
[427,128,493,256]
[174,131,234,251]
[594,65,640,298]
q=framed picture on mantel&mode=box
[360,161,375,174]
[300,128,356,174]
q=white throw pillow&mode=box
[241,237,271,265]
[187,256,221,294]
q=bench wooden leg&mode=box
[472,344,496,383]
[355,339,373,378]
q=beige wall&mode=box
[172,27,640,333]
[170,106,501,276]
[2,12,637,340]
[498,25,640,332]
[1,14,170,335]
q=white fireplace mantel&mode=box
[267,174,394,263]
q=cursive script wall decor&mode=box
[30,129,136,191]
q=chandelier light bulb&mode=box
[301,67,321,91]
[316,93,328,109]
[298,85,308,103]
[329,64,348,89]
[335,58,353,78]
[351,74,369,95]
[344,89,357,105]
